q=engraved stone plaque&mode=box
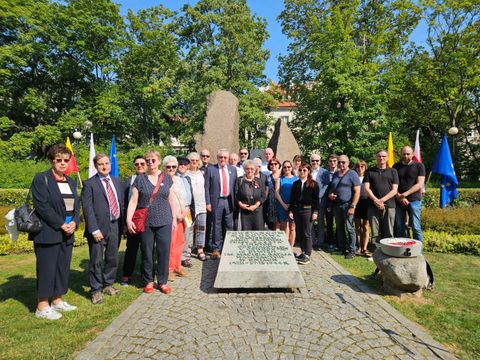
[214,231,306,289]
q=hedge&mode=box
[423,230,480,256]
[421,206,480,235]
[422,188,480,208]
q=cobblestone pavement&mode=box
[75,250,455,360]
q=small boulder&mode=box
[373,249,428,296]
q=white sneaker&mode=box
[51,301,77,312]
[35,306,62,320]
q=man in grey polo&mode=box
[364,150,399,246]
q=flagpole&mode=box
[77,171,83,188]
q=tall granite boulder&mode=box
[373,249,428,297]
[195,90,240,160]
[267,118,301,163]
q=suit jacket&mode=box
[30,170,81,245]
[316,167,332,207]
[204,164,237,209]
[81,174,124,238]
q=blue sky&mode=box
[117,1,428,82]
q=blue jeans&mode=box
[394,200,422,241]
[333,203,356,254]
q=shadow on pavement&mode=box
[330,274,379,295]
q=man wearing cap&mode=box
[176,157,195,268]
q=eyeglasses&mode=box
[218,156,228,159]
[201,154,210,158]
[311,159,320,163]
[134,162,146,167]
[146,159,156,164]
[54,158,70,163]
[270,163,279,166]
[299,169,309,172]
[165,165,177,170]
[283,166,292,169]
[338,161,347,164]
[240,152,248,155]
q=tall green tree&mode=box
[279,0,421,161]
[174,0,274,148]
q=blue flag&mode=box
[109,135,119,177]
[431,134,458,208]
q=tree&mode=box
[174,0,274,148]
[278,0,421,162]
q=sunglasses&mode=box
[299,169,309,172]
[201,154,210,158]
[311,159,320,163]
[165,165,177,170]
[134,162,146,167]
[54,158,70,163]
[270,163,279,166]
[240,152,248,155]
[218,156,228,159]
[146,159,157,164]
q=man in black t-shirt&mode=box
[393,146,426,241]
[364,150,399,246]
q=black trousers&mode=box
[141,224,171,285]
[88,221,119,294]
[294,208,313,256]
[35,241,73,298]
[325,208,335,246]
[122,233,143,278]
[240,206,264,230]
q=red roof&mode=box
[274,101,296,108]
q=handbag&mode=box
[14,188,43,234]
[131,173,165,233]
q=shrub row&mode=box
[421,206,480,235]
[0,189,29,207]
[0,232,88,256]
[422,188,480,208]
[423,230,480,256]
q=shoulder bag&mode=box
[14,177,47,234]
[131,173,165,233]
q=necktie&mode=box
[103,178,120,218]
[221,166,228,197]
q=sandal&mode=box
[198,252,207,261]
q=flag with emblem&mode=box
[109,135,119,177]
[432,133,458,208]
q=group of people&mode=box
[29,143,425,320]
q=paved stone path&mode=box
[75,250,455,360]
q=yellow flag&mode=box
[65,137,79,173]
[388,132,395,167]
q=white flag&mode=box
[88,133,97,178]
[413,129,422,163]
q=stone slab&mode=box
[214,231,306,289]
[267,118,301,164]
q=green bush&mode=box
[423,230,480,256]
[0,189,29,207]
[422,188,480,208]
[422,206,480,235]
[0,230,87,256]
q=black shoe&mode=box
[295,253,305,261]
[297,254,311,265]
[345,253,355,260]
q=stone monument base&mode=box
[214,231,306,289]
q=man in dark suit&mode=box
[82,153,124,304]
[204,148,237,259]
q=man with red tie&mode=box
[204,148,238,259]
[82,153,124,304]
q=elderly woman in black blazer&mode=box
[30,144,80,320]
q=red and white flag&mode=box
[413,129,422,163]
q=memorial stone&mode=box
[214,231,306,289]
[195,90,240,158]
[267,118,301,163]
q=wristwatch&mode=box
[350,204,356,209]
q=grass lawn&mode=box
[0,244,142,360]
[329,252,480,360]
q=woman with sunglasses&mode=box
[264,158,282,230]
[275,160,298,249]
[164,156,189,281]
[126,150,175,295]
[186,152,208,261]
[31,144,80,320]
[354,160,371,257]
[236,160,267,230]
[288,163,319,264]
